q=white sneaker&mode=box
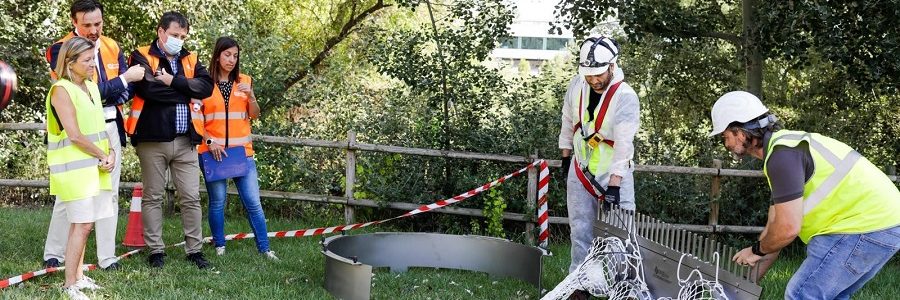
[263,250,279,260]
[63,285,90,300]
[73,275,101,291]
[215,246,225,256]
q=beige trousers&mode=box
[43,121,121,268]
[135,136,203,254]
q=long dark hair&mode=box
[209,36,241,83]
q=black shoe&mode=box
[186,252,210,269]
[102,262,121,271]
[43,258,60,269]
[148,253,166,268]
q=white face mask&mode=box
[163,36,184,55]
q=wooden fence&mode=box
[2,123,898,242]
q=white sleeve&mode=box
[558,77,579,150]
[609,91,640,177]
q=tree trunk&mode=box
[743,0,764,100]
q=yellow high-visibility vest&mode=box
[764,130,900,243]
[45,79,111,201]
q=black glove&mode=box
[603,185,620,210]
[561,156,572,177]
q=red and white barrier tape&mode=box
[0,248,141,289]
[2,160,549,288]
[209,160,549,243]
[537,160,550,248]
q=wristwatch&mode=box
[205,138,213,145]
[751,241,767,256]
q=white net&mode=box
[657,253,730,300]
[542,210,651,300]
[543,208,733,300]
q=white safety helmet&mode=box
[578,36,619,76]
[708,91,769,136]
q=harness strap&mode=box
[573,157,606,200]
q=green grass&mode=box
[1,207,897,299]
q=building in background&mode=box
[491,0,575,74]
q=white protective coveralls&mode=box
[558,67,640,272]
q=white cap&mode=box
[578,37,619,76]
[708,91,769,136]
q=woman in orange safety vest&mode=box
[200,36,276,259]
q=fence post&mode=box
[709,159,722,236]
[525,152,538,245]
[344,130,357,224]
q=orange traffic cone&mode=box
[122,184,146,247]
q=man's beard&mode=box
[590,70,613,92]
[728,137,754,160]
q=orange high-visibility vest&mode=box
[46,33,121,82]
[198,73,255,156]
[125,46,205,137]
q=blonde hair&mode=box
[54,36,94,81]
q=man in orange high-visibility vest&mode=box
[127,11,213,269]
[42,0,145,272]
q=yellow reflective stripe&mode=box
[48,157,99,174]
[803,151,862,215]
[209,136,252,145]
[47,132,108,151]
[203,112,248,120]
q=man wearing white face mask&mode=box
[127,11,213,269]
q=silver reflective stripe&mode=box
[773,133,863,215]
[48,157,100,174]
[771,133,840,166]
[47,132,109,151]
[803,151,862,215]
[130,110,141,118]
[210,136,252,146]
[204,112,248,120]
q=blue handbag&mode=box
[200,146,250,182]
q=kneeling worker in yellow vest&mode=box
[47,36,116,300]
[710,91,900,299]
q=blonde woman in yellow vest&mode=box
[710,91,900,300]
[42,0,145,273]
[47,36,115,300]
[200,37,276,260]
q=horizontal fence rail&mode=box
[4,122,899,237]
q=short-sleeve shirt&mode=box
[763,132,814,203]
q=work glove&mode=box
[603,185,620,211]
[561,156,572,178]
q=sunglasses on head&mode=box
[579,37,619,68]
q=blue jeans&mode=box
[204,157,271,253]
[786,225,900,300]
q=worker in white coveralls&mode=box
[558,36,640,299]
[710,91,900,299]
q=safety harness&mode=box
[572,81,622,200]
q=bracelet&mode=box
[751,241,767,256]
